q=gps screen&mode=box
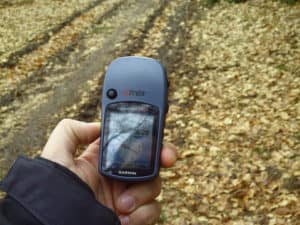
[102,102,158,171]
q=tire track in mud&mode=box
[0,0,126,108]
[0,0,105,68]
[0,0,166,174]
[160,1,202,147]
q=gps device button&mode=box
[107,89,117,99]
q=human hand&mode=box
[41,119,177,225]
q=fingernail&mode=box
[119,195,135,212]
[119,215,130,225]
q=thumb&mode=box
[42,119,100,167]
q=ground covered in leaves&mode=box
[0,0,299,224]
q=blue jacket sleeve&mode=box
[0,156,120,225]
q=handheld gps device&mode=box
[99,56,168,181]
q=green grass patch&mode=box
[253,147,272,160]
[92,24,112,34]
[205,0,220,7]
[280,0,298,5]
[276,64,288,71]
[204,0,298,8]
[283,176,300,191]
[159,210,167,222]
[204,0,247,7]
[226,0,247,2]
[295,132,300,141]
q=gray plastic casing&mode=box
[99,56,168,181]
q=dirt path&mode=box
[0,0,300,224]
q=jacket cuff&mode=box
[0,156,120,225]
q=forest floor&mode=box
[0,0,300,224]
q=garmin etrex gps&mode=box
[99,56,168,181]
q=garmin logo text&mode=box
[118,170,137,176]
[123,90,145,97]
